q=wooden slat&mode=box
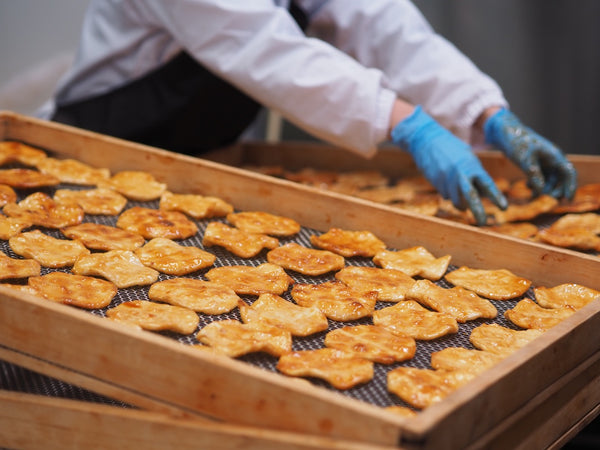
[0,390,398,450]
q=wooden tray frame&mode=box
[1,111,600,449]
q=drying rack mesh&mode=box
[0,161,550,412]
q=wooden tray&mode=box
[1,111,600,449]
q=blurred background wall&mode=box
[1,0,598,154]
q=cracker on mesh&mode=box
[0,215,31,240]
[97,170,167,201]
[384,406,418,418]
[324,324,416,364]
[3,192,84,228]
[226,211,300,236]
[290,281,376,322]
[372,300,458,340]
[148,278,239,315]
[445,266,531,300]
[505,298,576,330]
[0,249,40,280]
[387,367,473,410]
[202,221,278,258]
[354,184,415,204]
[205,263,293,296]
[0,168,59,188]
[35,157,110,185]
[106,300,199,334]
[310,227,386,258]
[54,188,128,215]
[135,237,215,275]
[277,348,374,390]
[469,323,544,356]
[490,195,558,225]
[430,347,503,376]
[534,283,600,310]
[266,242,345,276]
[72,250,160,288]
[197,319,292,357]
[373,246,451,281]
[9,230,90,268]
[0,141,47,166]
[116,206,198,240]
[159,191,233,219]
[405,279,497,323]
[483,222,539,240]
[552,183,600,214]
[28,272,117,309]
[550,212,600,233]
[0,184,17,207]
[334,265,415,302]
[62,223,145,252]
[238,293,328,337]
[537,227,600,252]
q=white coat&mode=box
[41,0,507,156]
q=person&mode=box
[38,0,577,225]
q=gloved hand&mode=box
[483,108,577,199]
[391,106,507,226]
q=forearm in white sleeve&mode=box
[305,0,508,143]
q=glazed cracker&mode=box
[107,300,199,334]
[445,267,531,300]
[406,279,497,323]
[505,299,576,330]
[0,141,47,166]
[238,293,328,337]
[28,272,117,309]
[388,367,473,410]
[226,211,300,236]
[470,323,544,356]
[197,320,292,357]
[203,222,278,258]
[0,249,40,280]
[148,278,239,315]
[72,250,159,288]
[54,188,127,215]
[135,238,216,275]
[373,246,451,281]
[335,265,415,302]
[0,215,31,240]
[35,157,110,185]
[0,168,59,188]
[324,325,416,364]
[266,242,345,276]
[291,281,376,321]
[0,184,17,207]
[430,347,503,375]
[534,283,600,310]
[277,348,374,390]
[98,170,166,201]
[310,228,386,258]
[205,263,293,296]
[9,230,90,268]
[159,191,233,219]
[3,192,84,228]
[373,300,458,340]
[62,223,145,251]
[116,206,198,240]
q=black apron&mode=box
[52,2,308,155]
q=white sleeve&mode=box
[139,0,395,157]
[303,0,508,143]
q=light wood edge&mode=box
[0,389,399,450]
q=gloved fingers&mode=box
[522,158,545,195]
[553,161,578,200]
[457,175,488,226]
[473,173,508,210]
[539,153,578,199]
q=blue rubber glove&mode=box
[484,108,577,199]
[391,106,507,226]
